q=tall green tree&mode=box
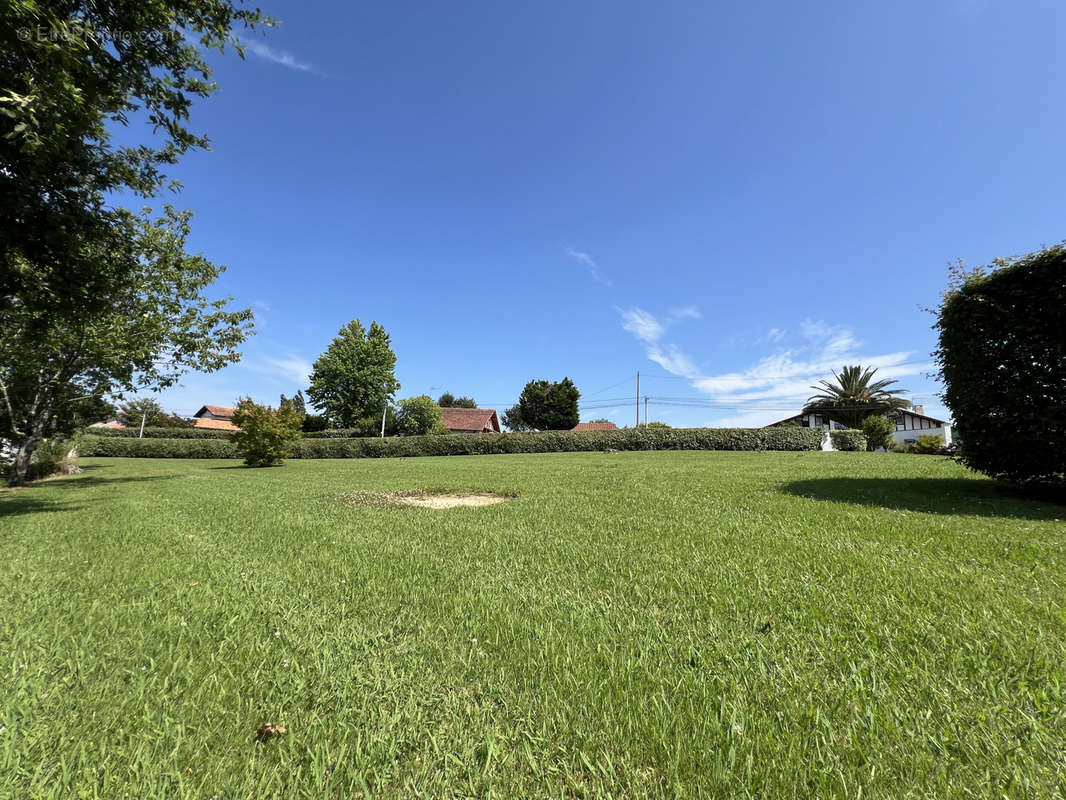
[1,1,268,485]
[1,207,252,485]
[512,378,581,431]
[437,392,476,408]
[803,365,911,429]
[308,320,400,431]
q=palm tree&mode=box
[803,365,911,429]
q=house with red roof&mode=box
[440,407,501,434]
[193,404,239,432]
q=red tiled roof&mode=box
[573,422,618,431]
[195,404,235,419]
[440,407,500,433]
[193,417,239,431]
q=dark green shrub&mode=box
[935,246,1065,483]
[861,416,895,451]
[301,414,329,433]
[829,430,867,451]
[230,398,303,467]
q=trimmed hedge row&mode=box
[829,430,867,452]
[83,427,823,459]
[82,436,238,458]
[85,426,231,439]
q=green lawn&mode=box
[1,452,1064,798]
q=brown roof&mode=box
[193,417,239,431]
[440,407,500,433]
[194,404,235,419]
[573,422,618,431]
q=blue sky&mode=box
[138,0,1066,427]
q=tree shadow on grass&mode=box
[0,494,87,518]
[781,478,1065,521]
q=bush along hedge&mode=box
[84,426,232,440]
[829,430,867,452]
[82,436,238,458]
[83,427,823,459]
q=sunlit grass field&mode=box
[1,452,1064,798]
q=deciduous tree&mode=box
[307,320,400,431]
[511,378,580,431]
[1,208,252,485]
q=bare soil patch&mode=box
[339,489,511,509]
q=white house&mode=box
[766,405,952,446]
[888,406,952,447]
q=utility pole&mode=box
[644,396,649,427]
[631,371,639,428]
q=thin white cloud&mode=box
[617,307,665,343]
[764,327,785,343]
[242,40,314,72]
[265,356,313,386]
[647,344,701,379]
[566,248,612,286]
[668,306,701,322]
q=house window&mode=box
[896,414,905,431]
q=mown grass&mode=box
[1,452,1063,798]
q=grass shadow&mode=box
[781,477,1065,521]
[0,493,86,518]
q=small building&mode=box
[573,422,618,431]
[765,405,952,446]
[193,404,239,432]
[440,407,501,434]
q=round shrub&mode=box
[935,247,1066,484]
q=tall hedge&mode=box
[935,246,1066,484]
[83,427,823,459]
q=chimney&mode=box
[913,404,924,415]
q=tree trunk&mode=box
[8,434,41,487]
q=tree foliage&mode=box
[510,378,580,431]
[437,392,476,408]
[935,246,1066,484]
[395,396,447,436]
[1,0,265,486]
[307,320,400,432]
[230,398,303,467]
[1,208,252,484]
[1,0,268,305]
[803,366,911,430]
[280,390,307,416]
[501,405,530,432]
[860,415,895,451]
[119,398,192,429]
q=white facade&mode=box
[891,409,952,446]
